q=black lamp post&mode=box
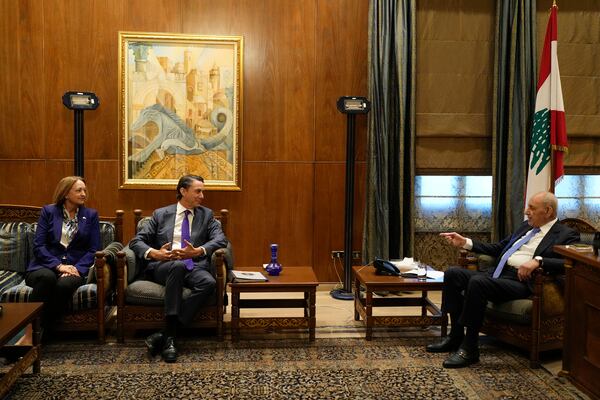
[330,96,371,300]
[62,91,100,177]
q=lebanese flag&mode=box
[525,4,567,207]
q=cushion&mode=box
[477,254,496,273]
[0,222,32,273]
[0,271,27,297]
[87,242,124,297]
[486,299,532,325]
[136,217,152,233]
[213,242,234,270]
[125,280,216,307]
[0,282,31,303]
[99,221,116,249]
[123,245,139,284]
[541,281,565,318]
[1,282,99,311]
[71,283,98,311]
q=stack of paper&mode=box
[231,270,268,282]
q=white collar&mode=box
[537,218,558,235]
[176,202,193,216]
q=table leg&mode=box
[308,288,316,341]
[366,289,373,341]
[32,317,41,373]
[353,276,360,321]
[421,290,427,317]
[232,289,240,342]
[304,291,309,318]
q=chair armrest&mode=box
[116,250,128,310]
[212,248,227,287]
[458,249,479,270]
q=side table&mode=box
[353,265,447,340]
[229,266,318,341]
[0,302,43,398]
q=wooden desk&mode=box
[229,266,318,341]
[554,246,600,400]
[0,302,43,398]
[353,265,447,340]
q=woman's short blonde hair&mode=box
[53,176,85,206]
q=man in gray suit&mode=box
[129,175,227,363]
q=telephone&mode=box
[373,257,400,276]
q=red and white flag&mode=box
[525,3,567,207]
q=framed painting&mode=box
[118,31,243,190]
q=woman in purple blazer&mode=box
[25,176,101,332]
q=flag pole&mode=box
[550,0,557,193]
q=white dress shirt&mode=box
[464,218,558,268]
[144,202,205,260]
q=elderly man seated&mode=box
[426,191,579,368]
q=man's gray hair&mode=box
[538,191,558,216]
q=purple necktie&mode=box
[492,227,541,278]
[181,210,194,271]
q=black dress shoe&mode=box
[426,336,462,353]
[161,337,178,363]
[442,348,480,368]
[145,332,164,356]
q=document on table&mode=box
[231,270,268,282]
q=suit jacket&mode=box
[27,204,101,277]
[129,204,227,271]
[472,220,580,276]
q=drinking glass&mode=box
[416,262,428,281]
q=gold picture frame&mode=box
[118,31,243,190]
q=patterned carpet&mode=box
[6,337,586,400]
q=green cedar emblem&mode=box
[530,108,551,175]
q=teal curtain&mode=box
[363,0,416,262]
[491,0,537,241]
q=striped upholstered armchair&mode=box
[0,204,125,343]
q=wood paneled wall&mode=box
[0,0,368,282]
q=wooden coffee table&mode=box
[0,302,43,398]
[229,266,318,341]
[353,265,447,340]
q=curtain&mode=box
[363,0,416,262]
[491,0,537,241]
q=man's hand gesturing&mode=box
[150,242,173,261]
[439,232,467,248]
[172,240,204,260]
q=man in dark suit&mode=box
[426,191,579,368]
[129,175,227,363]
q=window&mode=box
[415,176,492,232]
[555,175,600,227]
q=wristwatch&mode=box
[534,256,543,267]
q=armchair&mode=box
[458,218,597,368]
[116,209,232,342]
[0,204,125,343]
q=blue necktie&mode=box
[492,227,541,278]
[181,210,194,271]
